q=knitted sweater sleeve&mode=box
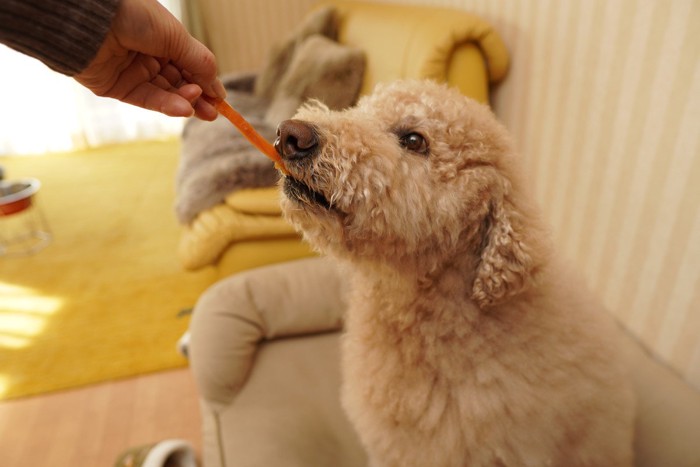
[0,0,120,75]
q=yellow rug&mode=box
[0,140,216,400]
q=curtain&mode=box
[0,0,185,156]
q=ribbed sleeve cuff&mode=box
[0,0,120,75]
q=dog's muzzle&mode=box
[282,176,333,210]
[276,119,334,211]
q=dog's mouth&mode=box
[282,176,333,211]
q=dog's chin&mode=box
[282,176,335,212]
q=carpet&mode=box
[0,140,216,400]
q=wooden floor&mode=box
[0,368,202,467]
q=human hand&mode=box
[74,0,225,121]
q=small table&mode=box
[0,178,52,256]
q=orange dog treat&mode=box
[206,97,289,175]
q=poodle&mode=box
[275,80,635,467]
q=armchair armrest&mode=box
[177,188,299,271]
[189,257,346,409]
[620,329,700,466]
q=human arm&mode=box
[0,0,225,120]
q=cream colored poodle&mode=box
[276,80,635,467]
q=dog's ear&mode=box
[471,195,537,309]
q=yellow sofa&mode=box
[177,0,509,277]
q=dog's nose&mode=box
[275,119,319,161]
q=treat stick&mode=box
[205,96,289,175]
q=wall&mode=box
[191,0,700,389]
[187,0,317,74]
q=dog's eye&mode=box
[399,132,429,155]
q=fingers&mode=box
[192,96,219,121]
[158,59,184,88]
[119,82,192,118]
[108,70,216,121]
[176,83,201,103]
[176,84,218,121]
[106,55,218,121]
[156,76,219,121]
[181,69,225,101]
[139,67,220,120]
[155,59,222,120]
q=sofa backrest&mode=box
[327,0,509,102]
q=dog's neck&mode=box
[343,247,485,327]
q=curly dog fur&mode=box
[277,80,635,467]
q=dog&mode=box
[276,80,635,467]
